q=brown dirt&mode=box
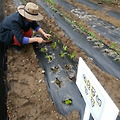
[66,0,120,28]
[4,0,120,119]
[91,0,120,11]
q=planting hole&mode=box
[65,64,71,70]
[55,78,62,87]
[51,66,59,73]
[45,53,53,62]
[62,98,72,105]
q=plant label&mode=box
[76,57,119,120]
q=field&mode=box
[2,0,120,119]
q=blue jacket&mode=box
[0,12,39,45]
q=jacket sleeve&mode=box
[31,21,40,30]
[11,21,24,44]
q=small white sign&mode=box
[76,57,119,120]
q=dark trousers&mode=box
[0,42,8,120]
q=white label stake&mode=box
[76,57,119,120]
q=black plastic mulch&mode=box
[37,0,120,79]
[53,0,120,45]
[32,37,95,120]
[75,0,120,19]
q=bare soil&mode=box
[4,0,120,119]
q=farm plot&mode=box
[3,0,120,119]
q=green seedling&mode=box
[44,0,55,6]
[99,39,103,42]
[78,22,82,26]
[57,40,60,43]
[60,51,67,58]
[109,42,118,49]
[41,47,46,52]
[63,45,67,51]
[53,34,56,38]
[52,42,57,49]
[81,26,86,32]
[59,13,64,17]
[114,52,118,55]
[68,51,76,59]
[52,7,58,12]
[33,31,35,36]
[47,37,50,40]
[50,0,55,6]
[65,16,71,23]
[71,20,76,25]
[114,57,120,62]
[49,30,52,34]
[55,78,62,87]
[45,53,52,61]
[63,99,72,105]
[21,0,27,5]
[116,49,120,52]
[88,31,95,38]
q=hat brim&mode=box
[17,5,44,21]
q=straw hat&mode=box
[17,2,44,21]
